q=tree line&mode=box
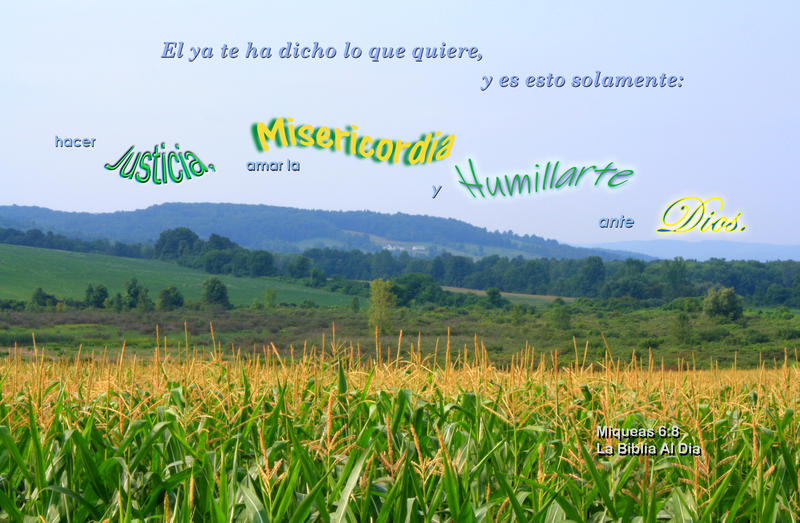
[3,277,232,312]
[151,228,800,305]
[3,226,800,306]
[303,250,800,306]
[0,227,152,258]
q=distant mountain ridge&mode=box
[0,203,650,261]
[587,240,800,262]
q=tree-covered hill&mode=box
[0,203,648,260]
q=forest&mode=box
[2,225,800,308]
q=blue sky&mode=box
[1,1,798,245]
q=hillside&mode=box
[0,244,355,307]
[0,203,650,261]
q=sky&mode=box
[1,1,798,246]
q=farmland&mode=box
[2,234,800,519]
[0,333,798,520]
[0,244,356,307]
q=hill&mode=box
[0,244,355,307]
[0,203,650,261]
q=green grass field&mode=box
[0,244,355,307]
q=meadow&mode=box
[0,244,355,307]
[1,299,797,368]
[0,328,799,521]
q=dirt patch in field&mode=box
[441,286,575,302]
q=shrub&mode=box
[696,326,730,342]
[703,287,743,321]
[202,277,231,309]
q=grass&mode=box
[0,327,799,520]
[0,244,356,307]
[1,302,798,367]
[441,286,575,306]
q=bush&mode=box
[744,329,770,344]
[672,312,692,344]
[666,296,702,313]
[766,306,794,321]
[369,278,396,334]
[638,337,662,350]
[696,326,730,342]
[777,327,800,340]
[202,277,231,309]
[157,286,184,311]
[549,301,571,330]
[85,284,108,309]
[0,299,25,311]
[703,287,743,321]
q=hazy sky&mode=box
[2,1,798,246]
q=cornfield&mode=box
[1,327,799,521]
